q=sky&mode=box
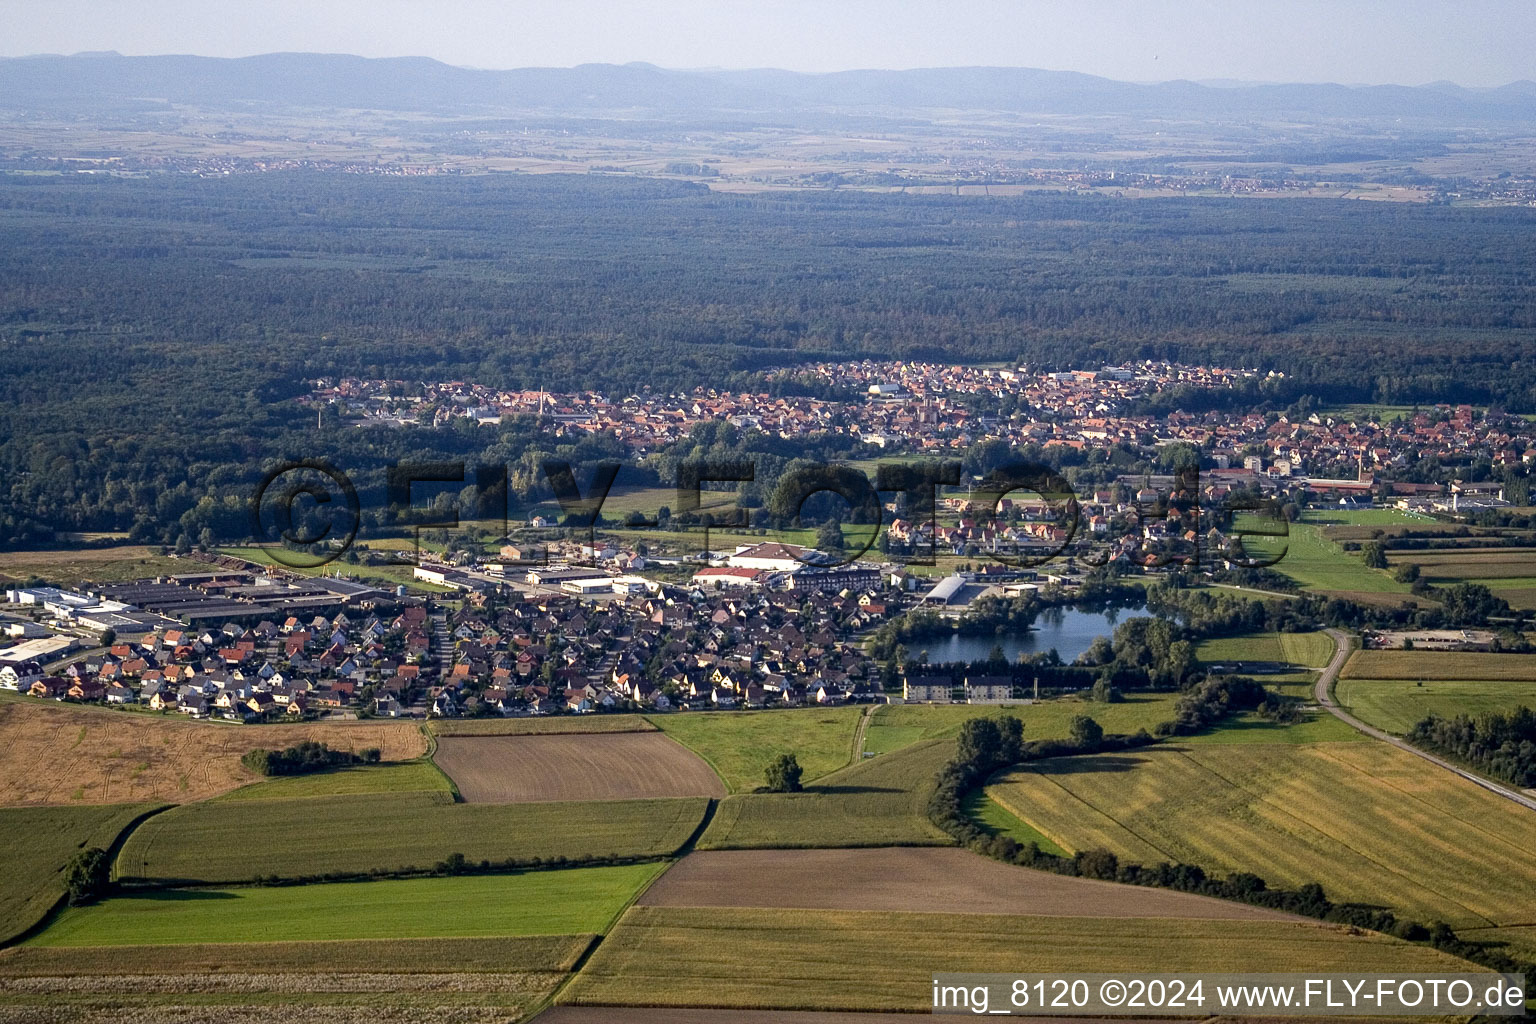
[1,0,1532,87]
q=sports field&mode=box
[698,738,954,849]
[0,803,157,943]
[647,707,863,792]
[860,694,1177,757]
[987,741,1536,929]
[433,732,726,802]
[561,906,1473,1012]
[1337,678,1536,735]
[118,792,710,883]
[1341,649,1536,681]
[30,864,665,946]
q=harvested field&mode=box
[988,742,1536,929]
[0,699,425,806]
[0,934,591,1023]
[697,738,954,850]
[0,935,592,975]
[430,715,656,737]
[537,1011,1000,1024]
[561,906,1474,1012]
[118,792,709,884]
[1341,649,1536,681]
[1391,548,1536,580]
[639,847,1296,920]
[434,733,724,803]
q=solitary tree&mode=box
[1069,714,1105,750]
[63,847,111,906]
[764,753,804,793]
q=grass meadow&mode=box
[647,706,864,792]
[1342,650,1536,681]
[30,863,664,946]
[0,803,159,943]
[698,738,955,849]
[860,694,1179,757]
[1337,678,1536,735]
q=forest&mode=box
[3,171,1536,544]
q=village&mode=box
[308,360,1532,512]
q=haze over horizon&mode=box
[1,0,1533,89]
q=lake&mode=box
[914,605,1143,666]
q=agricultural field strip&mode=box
[995,743,1533,928]
[983,778,1161,862]
[116,792,710,884]
[1182,747,1494,927]
[560,906,1476,1012]
[432,732,725,803]
[1308,744,1536,867]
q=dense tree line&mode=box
[1408,707,1536,787]
[240,740,381,777]
[5,172,1536,543]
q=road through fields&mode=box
[1315,628,1536,814]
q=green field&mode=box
[217,760,452,801]
[698,737,954,850]
[31,863,663,946]
[1176,710,1364,743]
[1194,630,1335,669]
[647,707,863,792]
[988,741,1536,930]
[562,906,1475,1012]
[963,790,1065,855]
[0,804,158,944]
[1247,517,1408,595]
[1338,678,1536,735]
[861,693,1178,757]
[118,792,709,883]
[1342,649,1536,681]
[429,715,657,736]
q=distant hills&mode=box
[2,51,1534,121]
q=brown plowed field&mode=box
[0,699,425,806]
[639,847,1297,920]
[433,732,726,803]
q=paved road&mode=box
[1314,627,1536,814]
